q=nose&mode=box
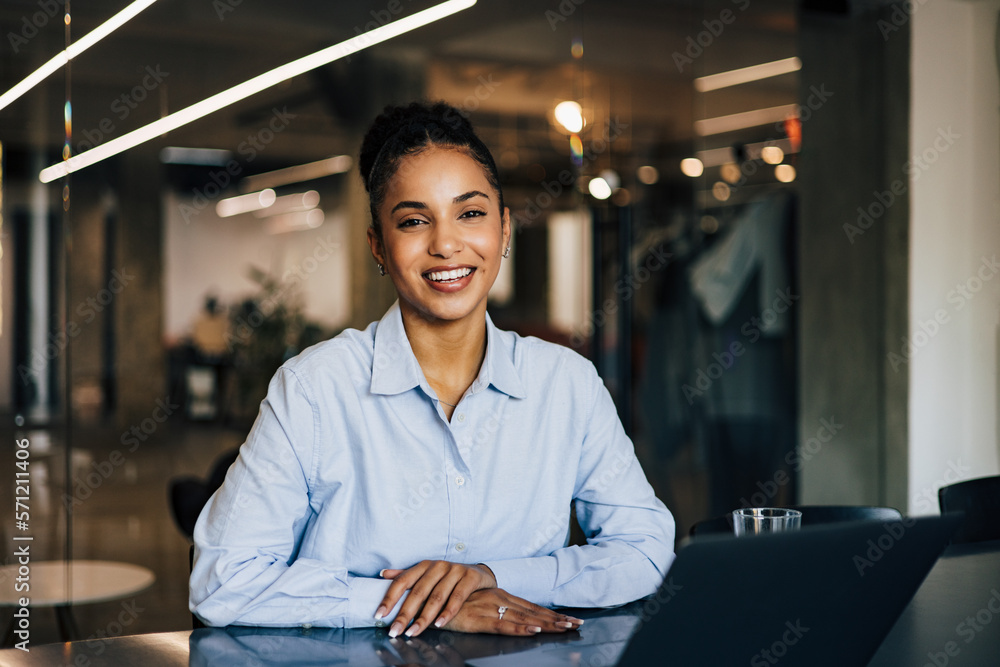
[428,219,462,257]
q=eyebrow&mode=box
[390,190,491,214]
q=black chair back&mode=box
[938,475,1000,544]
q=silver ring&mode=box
[498,606,508,620]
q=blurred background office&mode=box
[0,0,997,646]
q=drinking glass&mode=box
[732,508,802,536]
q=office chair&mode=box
[938,475,1000,544]
[168,448,240,540]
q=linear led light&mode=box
[694,57,802,93]
[694,104,799,137]
[0,0,159,113]
[253,191,320,218]
[241,155,352,192]
[39,0,476,183]
[216,189,276,218]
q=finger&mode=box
[492,619,544,636]
[388,561,451,636]
[495,604,573,633]
[376,562,430,623]
[399,565,463,637]
[426,571,484,632]
[505,597,585,628]
[497,600,587,632]
[380,569,404,579]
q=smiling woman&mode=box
[189,101,675,639]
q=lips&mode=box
[425,267,473,282]
[422,266,475,292]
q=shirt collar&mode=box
[370,301,423,396]
[370,301,527,400]
[482,311,527,399]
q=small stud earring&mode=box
[377,263,386,276]
[502,246,510,259]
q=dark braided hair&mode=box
[359,102,505,238]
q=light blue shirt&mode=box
[190,302,675,628]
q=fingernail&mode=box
[528,626,542,633]
[404,624,419,637]
[434,617,445,628]
[388,624,401,638]
[556,621,574,629]
[570,618,584,624]
[375,606,386,620]
[379,569,387,578]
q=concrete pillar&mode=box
[114,148,165,430]
[65,168,114,424]
[797,6,910,509]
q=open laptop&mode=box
[616,513,962,665]
[464,514,961,667]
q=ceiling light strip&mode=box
[0,0,160,113]
[694,104,799,137]
[694,57,802,93]
[39,0,476,183]
[241,155,353,192]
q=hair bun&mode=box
[359,102,474,190]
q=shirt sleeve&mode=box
[482,367,676,608]
[189,367,403,628]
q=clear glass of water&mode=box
[732,508,802,536]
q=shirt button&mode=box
[455,542,466,552]
[457,413,466,422]
[455,476,465,486]
[375,619,387,628]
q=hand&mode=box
[441,588,585,636]
[376,560,497,638]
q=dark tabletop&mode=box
[2,540,997,666]
[868,539,1000,667]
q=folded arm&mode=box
[189,368,397,628]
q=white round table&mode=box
[1,560,155,643]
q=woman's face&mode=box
[368,145,510,327]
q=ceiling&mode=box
[0,0,799,192]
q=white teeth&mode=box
[426,267,473,282]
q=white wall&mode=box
[547,210,593,336]
[909,0,1000,514]
[162,191,351,343]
